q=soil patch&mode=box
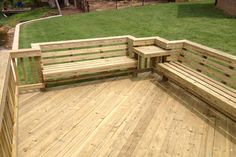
[0,25,14,50]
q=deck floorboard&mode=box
[18,74,236,157]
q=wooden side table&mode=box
[133,45,171,69]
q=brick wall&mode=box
[216,0,236,16]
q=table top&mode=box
[133,45,171,58]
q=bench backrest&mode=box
[36,36,129,66]
[176,40,236,89]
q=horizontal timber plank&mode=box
[0,52,11,129]
[180,50,236,77]
[43,56,134,70]
[132,37,156,46]
[45,69,136,84]
[178,54,235,88]
[10,49,41,58]
[38,36,129,51]
[42,51,127,65]
[18,83,45,91]
[44,61,137,79]
[157,63,236,121]
[184,40,236,65]
[44,59,136,74]
[166,40,185,49]
[168,62,236,103]
[172,62,236,98]
[42,45,128,58]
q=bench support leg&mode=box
[40,83,47,92]
[132,71,138,77]
[161,75,168,82]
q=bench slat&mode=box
[172,62,236,98]
[184,41,236,65]
[43,56,133,71]
[42,51,126,65]
[44,62,137,79]
[157,63,236,121]
[44,60,136,75]
[40,37,128,51]
[167,62,236,103]
[42,45,128,58]
[43,56,137,79]
[177,53,236,88]
[44,59,136,74]
[180,50,235,77]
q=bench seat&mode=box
[156,61,236,121]
[43,56,137,80]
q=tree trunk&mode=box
[74,0,77,7]
[55,0,62,15]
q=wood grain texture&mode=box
[9,49,45,90]
[18,75,236,157]
[0,53,18,157]
[43,56,137,81]
[156,62,236,121]
[0,52,11,128]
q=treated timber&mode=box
[43,57,137,79]
[42,45,128,58]
[38,36,138,83]
[180,50,235,77]
[1,35,234,157]
[43,51,127,65]
[154,36,169,49]
[10,48,45,91]
[184,40,236,65]
[178,42,236,88]
[36,36,129,51]
[18,83,45,91]
[17,75,236,157]
[0,52,11,129]
[45,69,138,86]
[178,54,235,87]
[156,62,236,121]
[10,49,41,58]
[132,37,156,46]
[0,52,18,157]
[166,40,185,49]
[133,45,171,58]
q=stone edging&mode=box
[12,15,62,50]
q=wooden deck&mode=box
[18,74,236,157]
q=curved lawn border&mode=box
[12,15,62,50]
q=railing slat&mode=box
[0,52,18,157]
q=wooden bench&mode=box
[36,36,138,83]
[156,40,236,121]
[43,56,137,80]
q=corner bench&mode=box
[157,61,236,120]
[155,40,236,121]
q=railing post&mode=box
[9,48,45,92]
[0,51,18,157]
[127,35,136,58]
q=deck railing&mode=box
[0,52,18,157]
[12,35,235,91]
[180,40,236,89]
[0,35,235,156]
[3,35,236,92]
[10,49,44,91]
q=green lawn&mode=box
[0,7,57,27]
[20,0,236,55]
